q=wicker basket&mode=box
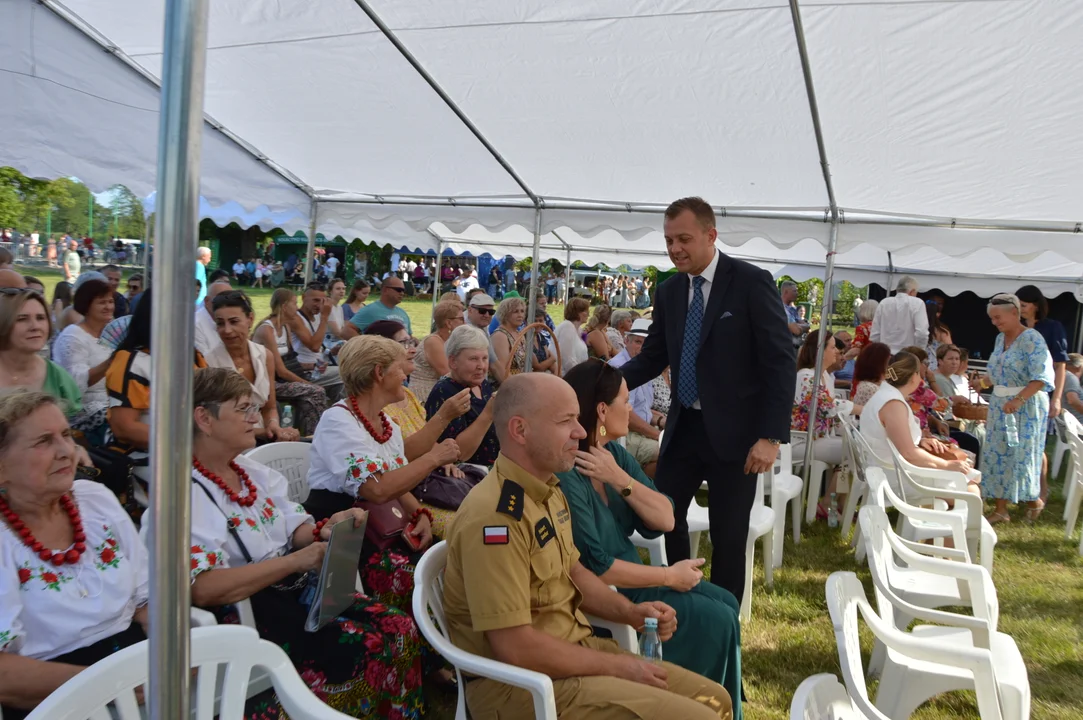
[952,402,988,422]
[503,322,562,378]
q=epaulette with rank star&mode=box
[496,479,525,521]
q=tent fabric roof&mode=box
[4,0,1083,272]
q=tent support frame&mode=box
[524,208,544,372]
[147,0,208,718]
[303,199,319,285]
[787,0,842,486]
[431,236,445,319]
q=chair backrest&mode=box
[789,674,865,720]
[413,541,468,718]
[1063,411,1083,438]
[243,442,312,503]
[26,626,353,720]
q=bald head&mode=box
[493,373,586,476]
[0,270,27,289]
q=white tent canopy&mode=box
[4,0,1083,262]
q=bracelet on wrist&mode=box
[411,507,434,524]
[312,519,328,542]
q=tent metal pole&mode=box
[148,0,208,718]
[348,0,540,207]
[788,0,841,486]
[432,238,445,320]
[524,208,543,372]
[304,200,318,285]
[552,230,574,305]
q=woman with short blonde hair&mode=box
[491,297,527,376]
[555,297,591,374]
[412,301,465,403]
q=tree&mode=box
[108,184,145,239]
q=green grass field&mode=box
[25,264,1083,718]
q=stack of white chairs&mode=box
[770,443,805,567]
[1058,414,1083,553]
[790,673,890,720]
[838,415,868,539]
[25,626,354,720]
[826,571,1027,720]
[790,429,830,524]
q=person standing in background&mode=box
[1062,353,1083,427]
[195,246,211,306]
[780,280,808,351]
[1016,284,1068,502]
[619,197,795,602]
[870,276,928,353]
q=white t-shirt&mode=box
[232,262,246,275]
[194,305,223,359]
[325,256,339,274]
[860,382,921,466]
[0,481,149,660]
[555,320,589,376]
[52,323,112,416]
[308,403,408,498]
[185,455,313,577]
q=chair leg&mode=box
[1053,438,1067,482]
[762,532,774,589]
[772,507,786,569]
[740,536,755,623]
[791,494,802,546]
[689,531,703,560]
[804,463,824,525]
[1065,480,1082,538]
[840,479,865,537]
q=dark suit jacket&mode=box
[620,251,796,462]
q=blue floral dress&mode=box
[981,329,1054,502]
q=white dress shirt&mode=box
[682,250,720,409]
[870,293,929,354]
[193,304,223,358]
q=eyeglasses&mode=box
[398,337,419,349]
[197,402,261,422]
[473,307,495,316]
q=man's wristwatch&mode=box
[766,439,782,447]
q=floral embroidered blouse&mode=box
[791,368,838,439]
[307,403,408,498]
[185,454,313,579]
[0,480,149,660]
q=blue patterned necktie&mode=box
[678,276,706,407]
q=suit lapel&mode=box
[671,273,689,364]
[698,251,731,353]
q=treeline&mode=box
[0,167,146,239]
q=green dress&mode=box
[43,360,82,416]
[557,443,743,720]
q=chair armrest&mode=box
[895,535,970,562]
[190,608,218,627]
[586,613,639,654]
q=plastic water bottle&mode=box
[638,617,663,664]
[1004,412,1019,448]
[280,406,294,430]
[827,492,839,528]
[309,359,324,381]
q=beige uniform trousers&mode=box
[465,636,732,720]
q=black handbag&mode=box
[412,464,485,510]
[83,444,143,523]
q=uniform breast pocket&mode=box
[529,544,562,608]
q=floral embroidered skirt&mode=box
[219,582,424,719]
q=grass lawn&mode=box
[26,264,1083,718]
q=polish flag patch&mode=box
[483,526,509,545]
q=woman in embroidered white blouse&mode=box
[0,390,148,719]
[184,368,425,718]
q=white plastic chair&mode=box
[413,541,557,720]
[790,673,888,720]
[586,588,639,654]
[1060,412,1083,502]
[887,440,996,572]
[1052,412,1073,480]
[25,626,353,720]
[741,472,776,622]
[826,572,1024,720]
[838,416,868,539]
[1062,431,1083,538]
[769,443,805,568]
[243,442,312,503]
[790,430,830,524]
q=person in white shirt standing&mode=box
[870,275,929,354]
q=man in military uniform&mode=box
[443,373,732,719]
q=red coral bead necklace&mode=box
[192,457,259,507]
[0,492,86,566]
[349,395,393,444]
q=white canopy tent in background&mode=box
[5,0,1083,715]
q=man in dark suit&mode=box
[619,197,795,603]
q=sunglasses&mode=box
[385,286,406,294]
[473,307,495,316]
[0,287,44,299]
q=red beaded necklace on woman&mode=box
[0,492,86,566]
[192,457,259,507]
[348,394,393,444]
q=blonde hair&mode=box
[0,389,61,454]
[337,335,405,396]
[884,352,922,388]
[987,293,1021,315]
[0,291,51,351]
[433,301,463,330]
[439,291,462,307]
[496,297,526,325]
[254,288,296,335]
[192,367,252,435]
[586,304,612,331]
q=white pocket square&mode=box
[719,311,733,320]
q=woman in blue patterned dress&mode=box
[978,294,1055,524]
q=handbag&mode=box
[413,464,485,510]
[84,445,142,523]
[354,498,408,550]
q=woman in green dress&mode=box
[557,359,743,719]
